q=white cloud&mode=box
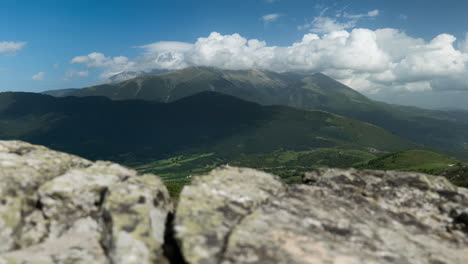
[32,72,46,81]
[300,17,355,33]
[70,52,135,79]
[65,69,89,79]
[460,33,468,52]
[394,81,432,92]
[343,9,379,19]
[138,41,193,54]
[300,9,380,34]
[393,34,466,82]
[71,52,129,68]
[0,41,27,54]
[70,29,468,93]
[368,10,380,17]
[261,13,283,24]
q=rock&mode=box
[176,167,468,264]
[0,141,91,253]
[175,167,287,264]
[0,141,173,264]
[38,161,138,237]
[0,218,108,264]
[2,141,468,264]
[102,174,172,264]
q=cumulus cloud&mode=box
[70,29,468,93]
[32,72,46,81]
[460,33,468,52]
[71,52,129,68]
[0,41,27,54]
[261,13,283,24]
[393,34,466,82]
[70,52,135,79]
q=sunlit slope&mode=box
[355,149,468,187]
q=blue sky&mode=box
[1,0,468,109]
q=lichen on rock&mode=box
[175,166,287,264]
[102,174,173,264]
[175,167,468,264]
[0,141,173,264]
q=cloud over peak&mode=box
[70,29,468,93]
[0,41,27,54]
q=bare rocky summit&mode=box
[1,141,468,264]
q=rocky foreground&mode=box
[0,141,467,264]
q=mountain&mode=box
[42,88,80,97]
[108,69,172,83]
[43,67,369,106]
[0,91,416,164]
[42,71,173,97]
[42,67,468,154]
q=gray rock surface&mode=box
[2,141,468,264]
[0,141,173,264]
[175,167,468,264]
[175,167,287,264]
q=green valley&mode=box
[356,149,468,187]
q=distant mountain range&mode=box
[107,69,172,83]
[0,91,416,163]
[42,67,468,154]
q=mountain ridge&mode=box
[0,90,417,163]
[40,67,468,154]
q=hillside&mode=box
[356,149,468,187]
[136,148,379,185]
[0,91,416,165]
[42,67,468,154]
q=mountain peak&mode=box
[40,67,370,106]
[311,72,332,79]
